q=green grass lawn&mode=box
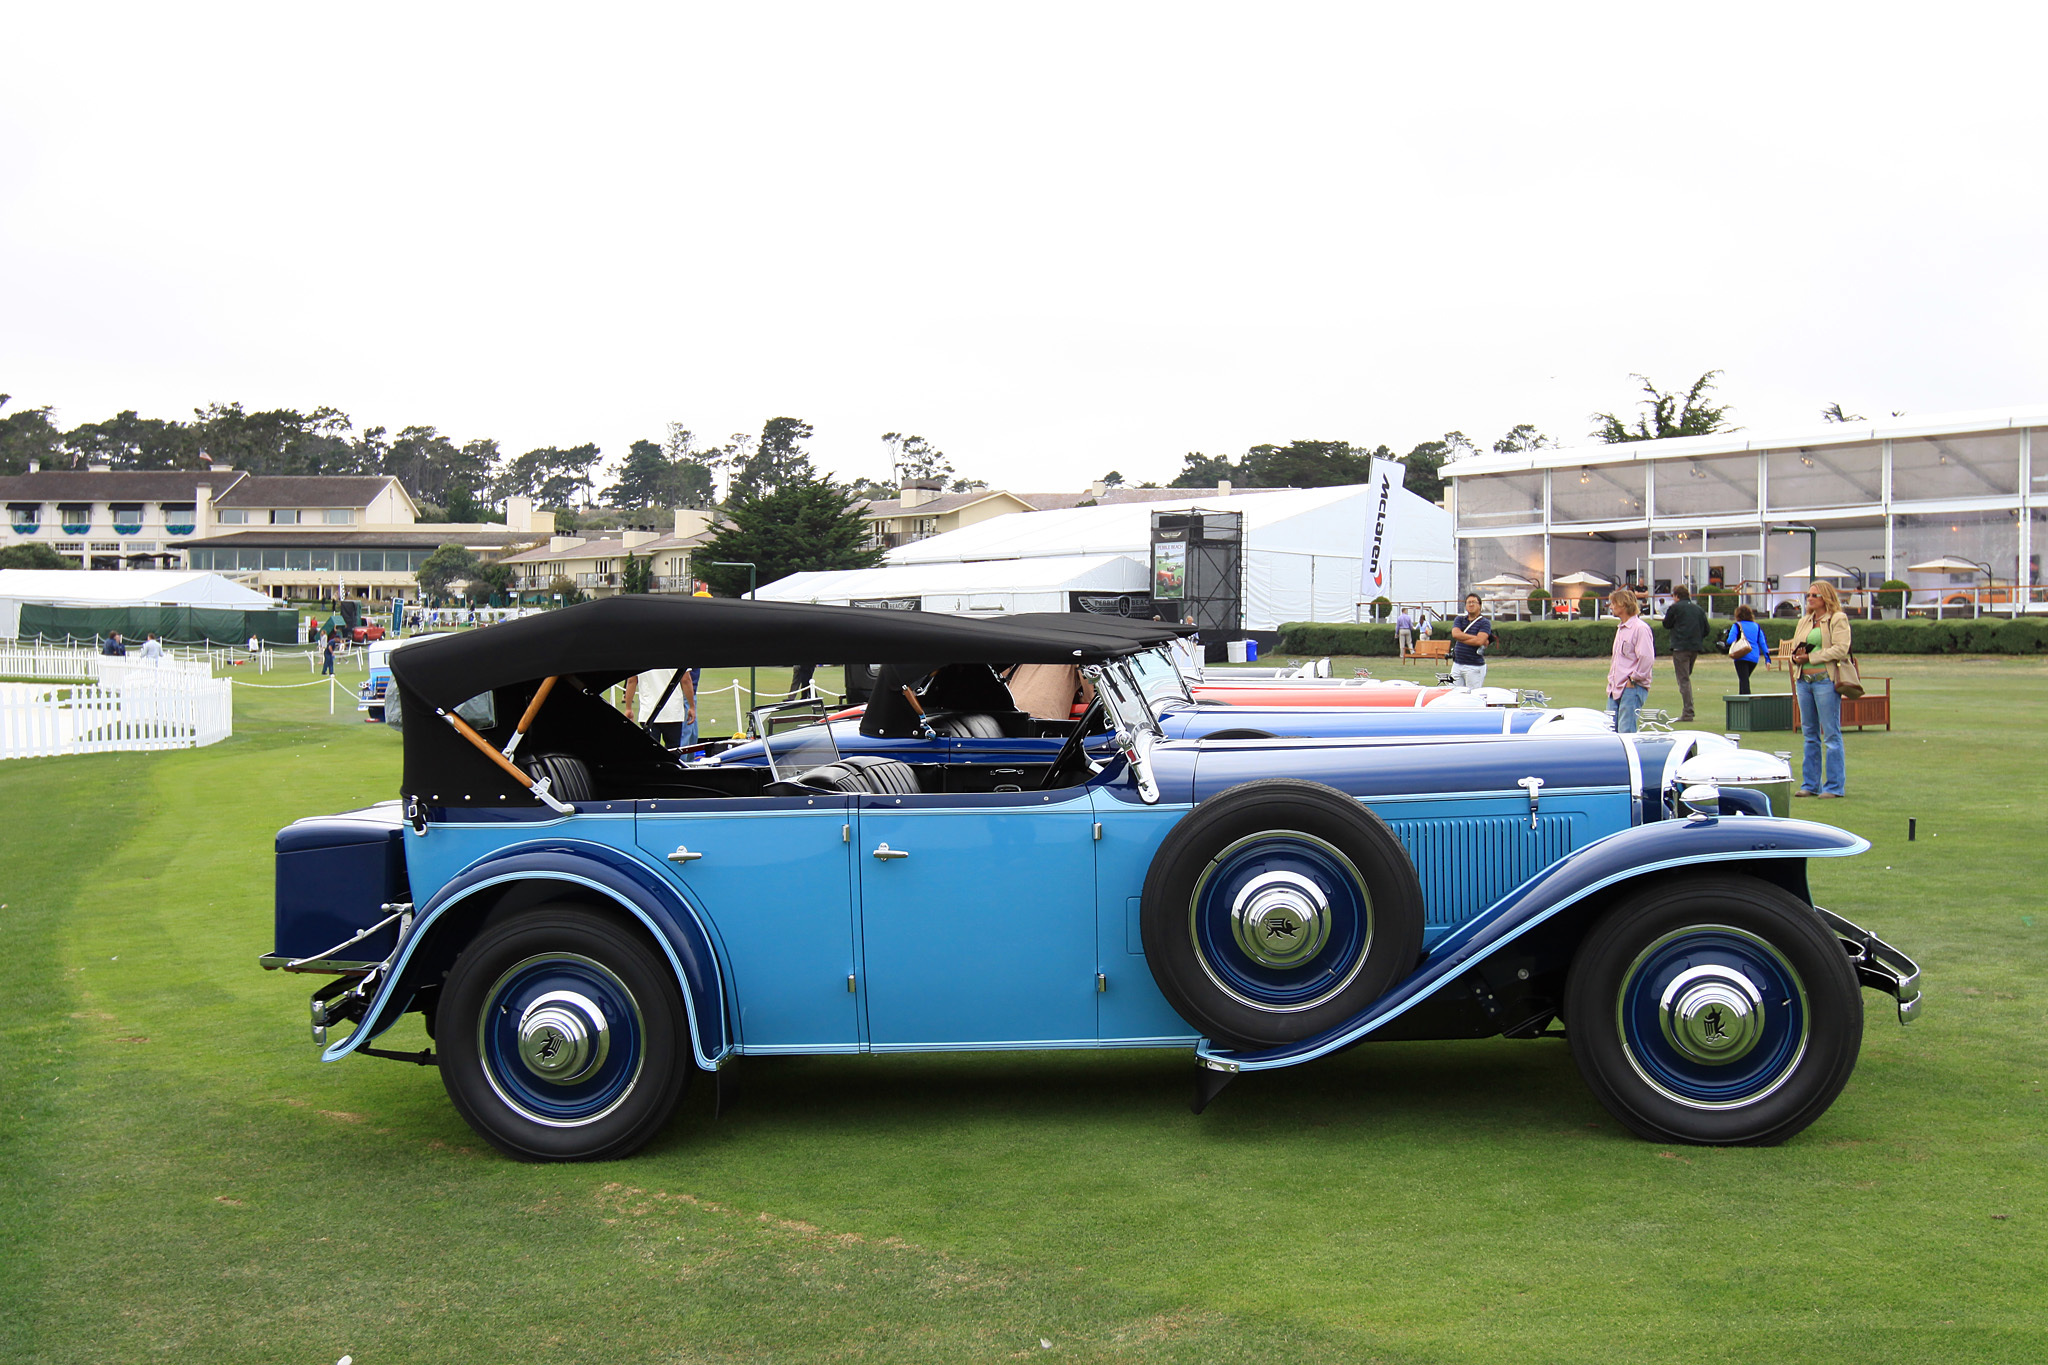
[1,655,2042,1363]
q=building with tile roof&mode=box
[494,509,719,600]
[1,458,555,603]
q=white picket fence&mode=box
[0,644,224,683]
[0,650,234,760]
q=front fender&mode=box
[1199,815,1869,1072]
[321,839,731,1069]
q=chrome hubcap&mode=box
[1657,966,1764,1065]
[514,990,611,1085]
[1230,870,1332,969]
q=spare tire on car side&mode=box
[1140,778,1425,1048]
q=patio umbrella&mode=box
[1779,562,1857,579]
[1905,557,1985,574]
[1550,570,1613,587]
[1472,573,1535,588]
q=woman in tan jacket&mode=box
[1790,581,1854,797]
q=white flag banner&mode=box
[1359,457,1398,599]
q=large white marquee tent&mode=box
[761,482,1454,628]
[0,570,276,638]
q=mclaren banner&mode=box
[1358,457,1397,599]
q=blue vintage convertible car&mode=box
[267,596,1919,1161]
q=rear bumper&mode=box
[1817,907,1923,1023]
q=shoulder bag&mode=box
[1830,651,1865,701]
[1726,624,1753,659]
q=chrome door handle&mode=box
[871,843,909,860]
[668,847,704,863]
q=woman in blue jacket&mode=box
[1725,604,1770,694]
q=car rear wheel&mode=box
[439,904,688,1161]
[1565,876,1862,1146]
[1140,779,1425,1048]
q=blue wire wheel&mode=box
[1614,925,1810,1110]
[1187,831,1374,1014]
[477,952,647,1127]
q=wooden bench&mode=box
[1403,639,1451,662]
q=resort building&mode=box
[496,509,717,600]
[1443,407,2047,616]
[0,460,553,602]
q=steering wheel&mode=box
[1038,697,1106,790]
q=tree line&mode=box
[5,371,1755,518]
[0,395,734,523]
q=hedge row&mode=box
[1278,615,2048,658]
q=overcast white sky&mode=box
[5,3,2045,493]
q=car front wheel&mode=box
[439,904,689,1161]
[1565,876,1862,1146]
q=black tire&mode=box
[1140,779,1425,1048]
[1564,875,1862,1146]
[439,904,689,1161]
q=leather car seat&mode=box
[790,756,921,795]
[930,713,1006,739]
[523,753,594,803]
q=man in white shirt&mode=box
[622,667,698,749]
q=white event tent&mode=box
[0,570,276,638]
[761,483,1454,628]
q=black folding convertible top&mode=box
[390,595,1189,710]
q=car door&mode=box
[634,795,861,1052]
[854,787,1099,1047]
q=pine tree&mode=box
[692,473,884,597]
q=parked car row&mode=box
[268,597,1918,1161]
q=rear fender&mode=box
[1198,815,1868,1072]
[321,839,731,1069]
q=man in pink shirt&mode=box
[1605,588,1654,733]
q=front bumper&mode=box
[1816,907,1923,1023]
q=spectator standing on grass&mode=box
[1662,585,1710,722]
[1724,604,1769,695]
[140,632,163,662]
[101,632,126,657]
[622,666,699,749]
[1606,588,1654,733]
[321,633,337,675]
[1395,606,1414,658]
[1791,581,1853,799]
[1449,593,1493,690]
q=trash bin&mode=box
[1244,639,1258,662]
[1724,693,1797,731]
[1226,639,1249,664]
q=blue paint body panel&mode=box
[635,796,861,1051]
[324,826,732,1068]
[854,788,1100,1047]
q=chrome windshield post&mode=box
[1089,659,1163,804]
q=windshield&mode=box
[752,703,841,782]
[1126,645,1194,712]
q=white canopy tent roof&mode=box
[789,482,1453,629]
[757,553,1148,615]
[0,570,276,637]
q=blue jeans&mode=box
[1796,675,1845,795]
[1608,685,1648,733]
